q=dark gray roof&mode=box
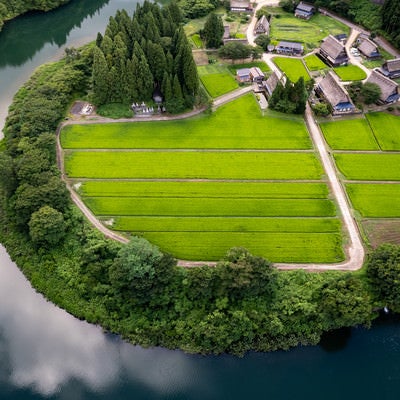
[296,2,315,12]
[236,68,250,77]
[358,38,378,57]
[320,35,346,59]
[319,71,352,106]
[366,70,399,102]
[277,41,303,50]
[265,71,280,96]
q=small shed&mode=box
[358,38,381,60]
[295,2,315,19]
[366,70,399,104]
[236,68,251,82]
[249,67,265,82]
[276,41,303,56]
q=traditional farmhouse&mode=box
[236,68,251,82]
[264,71,280,97]
[379,58,400,79]
[366,70,400,104]
[316,71,355,114]
[230,0,253,13]
[358,38,381,60]
[276,41,303,56]
[254,15,270,35]
[319,35,349,67]
[249,67,265,82]
[295,2,315,19]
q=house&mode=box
[249,67,265,82]
[316,71,355,114]
[264,72,280,97]
[366,70,400,104]
[358,38,381,60]
[276,41,303,56]
[319,35,349,67]
[254,15,270,35]
[295,2,315,19]
[223,25,230,40]
[230,0,253,13]
[379,58,400,79]
[236,68,251,82]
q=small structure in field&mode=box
[358,38,381,60]
[295,2,315,19]
[315,71,355,114]
[230,0,253,13]
[276,41,303,56]
[319,35,349,67]
[236,68,251,82]
[379,58,400,79]
[366,70,400,104]
[249,67,265,82]
[254,15,270,35]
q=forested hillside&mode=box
[92,1,199,113]
[0,0,71,31]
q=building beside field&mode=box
[230,0,253,13]
[249,67,265,82]
[295,2,315,19]
[366,70,400,104]
[358,38,381,60]
[263,71,281,97]
[254,15,270,35]
[379,58,400,79]
[315,71,355,114]
[319,35,349,67]
[276,41,303,56]
[236,68,251,82]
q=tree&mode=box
[367,244,400,311]
[203,13,224,48]
[92,46,110,105]
[361,82,381,104]
[254,34,270,51]
[28,205,66,247]
[218,42,251,62]
[131,41,154,101]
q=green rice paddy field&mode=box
[197,65,238,98]
[304,54,327,71]
[366,113,400,151]
[272,57,310,82]
[333,65,367,81]
[61,95,311,150]
[63,96,344,262]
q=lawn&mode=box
[366,112,400,151]
[333,65,367,81]
[272,57,310,82]
[320,118,380,150]
[61,95,312,150]
[334,153,400,181]
[65,151,324,180]
[346,184,400,217]
[197,64,238,97]
[191,34,203,48]
[80,181,329,198]
[304,54,328,71]
[268,8,349,51]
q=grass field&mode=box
[334,153,400,181]
[366,112,400,151]
[61,95,312,150]
[346,184,400,217]
[272,57,310,82]
[333,65,367,81]
[198,64,238,97]
[320,118,379,150]
[268,8,349,51]
[304,54,327,71]
[191,34,203,48]
[79,181,329,198]
[227,61,270,74]
[66,151,323,180]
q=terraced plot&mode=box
[63,96,343,263]
[61,95,311,150]
[366,112,400,151]
[321,118,379,150]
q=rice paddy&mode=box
[272,57,310,82]
[333,65,367,81]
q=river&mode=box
[1,1,400,399]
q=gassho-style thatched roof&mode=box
[320,35,346,59]
[385,58,400,72]
[254,15,269,33]
[358,38,378,57]
[318,71,352,106]
[264,71,280,96]
[366,70,399,102]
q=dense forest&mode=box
[1,2,400,355]
[0,0,71,31]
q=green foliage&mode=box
[382,0,400,48]
[178,0,216,19]
[28,205,66,247]
[96,103,133,119]
[218,42,252,61]
[254,34,271,51]
[312,102,330,117]
[203,13,224,48]
[361,82,381,104]
[269,77,307,115]
[367,244,400,312]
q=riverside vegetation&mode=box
[1,2,400,355]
